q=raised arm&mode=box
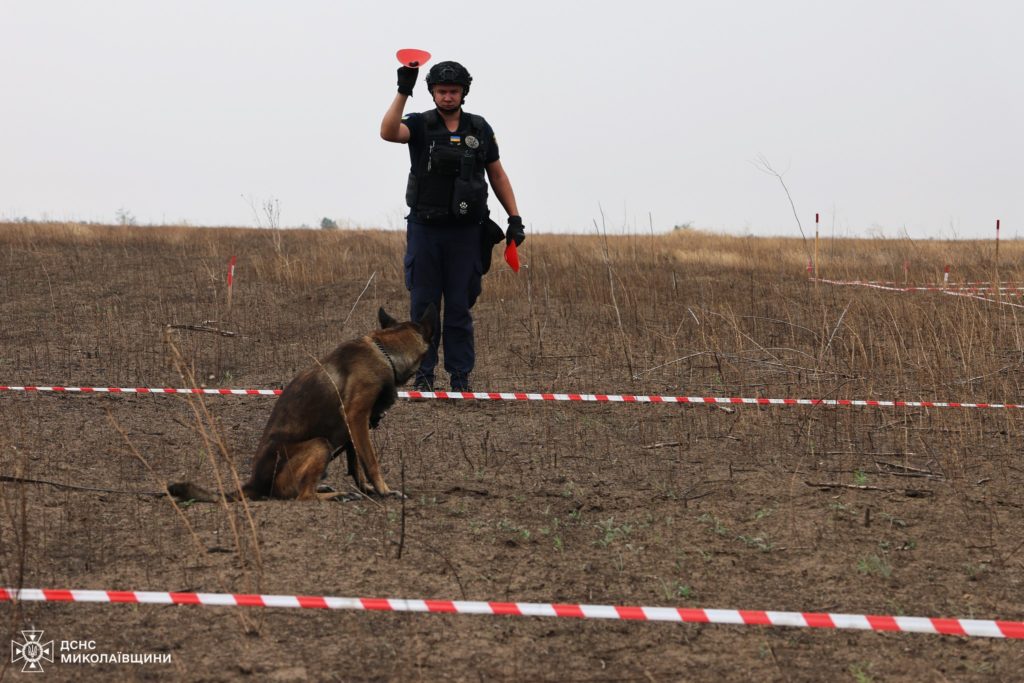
[380,93,411,143]
[381,66,418,143]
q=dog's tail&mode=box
[167,481,245,503]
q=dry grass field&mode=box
[2,222,1024,681]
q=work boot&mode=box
[410,374,434,401]
[449,372,472,393]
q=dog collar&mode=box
[372,338,400,385]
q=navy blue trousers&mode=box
[404,220,482,383]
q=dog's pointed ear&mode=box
[418,303,438,341]
[378,307,399,329]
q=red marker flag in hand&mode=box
[504,241,520,273]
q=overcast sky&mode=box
[2,1,1021,238]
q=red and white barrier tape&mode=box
[815,278,1024,309]
[401,392,1024,409]
[2,385,1022,410]
[814,278,1024,294]
[0,385,282,396]
[817,279,1024,291]
[2,588,1020,638]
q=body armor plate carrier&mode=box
[406,110,490,224]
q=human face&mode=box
[432,84,464,113]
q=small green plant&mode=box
[658,579,695,601]
[594,517,633,547]
[849,663,874,683]
[698,513,730,537]
[497,518,531,542]
[752,507,774,521]
[539,516,561,537]
[853,470,869,486]
[738,535,773,552]
[857,555,892,578]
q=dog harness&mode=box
[372,339,400,385]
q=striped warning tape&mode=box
[1,385,1022,410]
[400,391,1024,409]
[813,278,1022,293]
[821,280,1024,294]
[2,588,1020,638]
[815,278,1024,309]
[0,385,282,396]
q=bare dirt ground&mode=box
[2,224,1023,681]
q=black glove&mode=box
[397,66,418,96]
[506,216,525,246]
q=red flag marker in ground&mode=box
[396,49,431,68]
[504,241,520,272]
[227,255,237,312]
[813,212,819,278]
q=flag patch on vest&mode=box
[449,135,461,144]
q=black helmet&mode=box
[425,61,472,98]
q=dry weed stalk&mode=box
[161,332,264,596]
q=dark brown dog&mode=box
[168,305,436,502]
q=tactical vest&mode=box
[406,110,490,224]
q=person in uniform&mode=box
[380,60,525,391]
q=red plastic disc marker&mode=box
[396,49,431,68]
